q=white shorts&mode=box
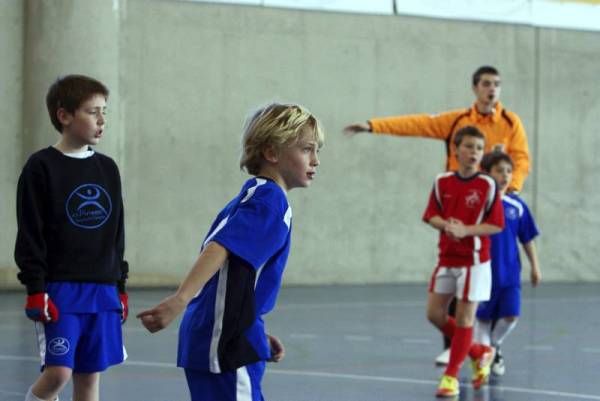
[429,261,491,302]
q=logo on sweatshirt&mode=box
[66,183,112,229]
[48,337,70,356]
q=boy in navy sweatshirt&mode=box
[15,74,128,401]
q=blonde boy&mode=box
[138,103,324,401]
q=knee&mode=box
[426,309,444,328]
[41,366,72,390]
[503,316,518,323]
[456,314,475,327]
[73,372,100,388]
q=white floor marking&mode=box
[0,388,25,396]
[523,345,554,351]
[289,333,318,340]
[277,301,425,310]
[344,335,373,342]
[267,369,600,400]
[3,354,599,399]
[402,338,432,344]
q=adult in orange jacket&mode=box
[344,65,531,366]
[344,65,530,193]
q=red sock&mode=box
[441,317,456,339]
[445,326,473,377]
[469,342,486,359]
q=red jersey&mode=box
[422,172,504,267]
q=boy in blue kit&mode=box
[475,151,541,376]
[15,75,129,401]
[138,103,324,401]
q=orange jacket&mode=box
[369,102,530,192]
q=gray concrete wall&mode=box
[1,0,598,287]
[0,0,24,286]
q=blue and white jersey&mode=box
[177,177,292,373]
[490,193,539,289]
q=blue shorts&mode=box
[476,286,521,320]
[37,310,125,373]
[184,361,266,401]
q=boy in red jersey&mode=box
[422,126,504,397]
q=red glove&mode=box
[119,293,129,324]
[25,293,59,323]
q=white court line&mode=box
[277,301,424,310]
[268,369,600,400]
[344,335,373,342]
[289,333,318,340]
[402,338,432,344]
[0,311,28,317]
[524,345,554,351]
[2,354,599,400]
[275,295,600,311]
[0,388,25,396]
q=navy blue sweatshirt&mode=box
[15,147,128,295]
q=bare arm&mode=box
[445,220,502,239]
[137,241,228,332]
[523,240,541,286]
[426,215,449,231]
[267,334,285,362]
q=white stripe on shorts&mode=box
[237,366,252,401]
[35,321,46,368]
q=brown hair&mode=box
[453,125,485,148]
[480,151,513,173]
[46,74,109,132]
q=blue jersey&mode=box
[177,177,292,373]
[490,193,539,288]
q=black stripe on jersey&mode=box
[217,253,261,372]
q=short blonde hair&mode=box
[240,103,324,175]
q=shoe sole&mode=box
[436,391,459,398]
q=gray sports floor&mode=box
[1,283,599,401]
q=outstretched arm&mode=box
[343,122,371,136]
[523,241,541,286]
[137,242,228,332]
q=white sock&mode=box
[25,387,44,401]
[25,387,58,401]
[474,320,492,345]
[491,318,518,346]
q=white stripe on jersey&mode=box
[284,206,292,228]
[241,178,267,203]
[472,174,496,264]
[203,216,229,249]
[503,195,524,217]
[236,365,253,401]
[433,172,454,205]
[478,174,498,211]
[209,260,229,373]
